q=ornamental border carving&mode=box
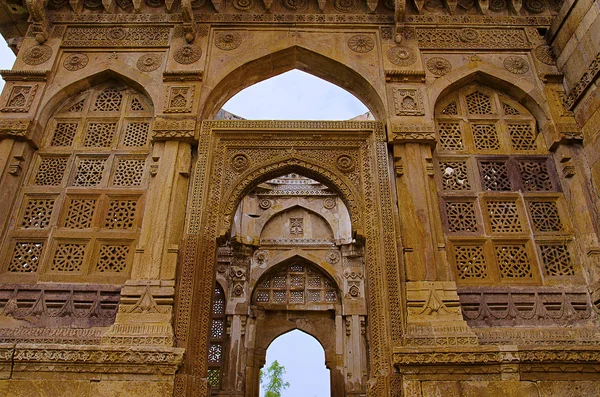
[62,26,171,47]
[1,83,38,113]
[564,51,600,110]
[174,120,400,394]
[416,28,530,49]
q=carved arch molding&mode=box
[173,120,402,396]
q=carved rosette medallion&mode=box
[326,250,340,264]
[534,45,556,65]
[459,28,480,43]
[489,0,506,10]
[254,249,269,265]
[336,155,355,173]
[348,284,360,298]
[108,27,127,40]
[283,0,307,10]
[137,54,163,72]
[84,0,103,8]
[426,57,452,76]
[231,153,250,171]
[215,32,242,51]
[387,46,417,66]
[174,45,202,64]
[233,0,254,10]
[63,53,89,71]
[503,56,529,74]
[259,199,272,209]
[23,45,52,65]
[348,35,374,53]
[334,0,359,12]
[524,0,546,13]
[323,198,336,209]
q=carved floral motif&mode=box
[348,35,374,53]
[387,46,417,66]
[334,0,359,12]
[136,53,163,72]
[503,56,529,74]
[233,0,254,10]
[63,53,89,71]
[215,32,242,51]
[426,57,452,76]
[174,45,202,64]
[283,0,308,10]
[23,45,52,65]
[534,45,556,65]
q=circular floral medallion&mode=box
[63,53,89,71]
[107,27,127,40]
[524,0,546,13]
[336,155,355,173]
[323,198,336,209]
[534,45,556,65]
[326,250,340,264]
[334,0,359,12]
[231,153,250,171]
[386,46,417,66]
[283,0,307,10]
[23,45,53,66]
[503,56,529,74]
[459,28,480,43]
[233,0,254,10]
[348,284,360,298]
[348,35,374,53]
[174,45,202,64]
[259,199,272,210]
[137,54,163,72]
[489,0,506,11]
[426,57,452,76]
[254,250,269,265]
[215,32,242,51]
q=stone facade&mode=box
[0,0,599,396]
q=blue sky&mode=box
[0,38,365,397]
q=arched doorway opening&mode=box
[261,329,330,397]
[218,69,372,121]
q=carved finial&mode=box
[413,0,424,11]
[317,0,326,11]
[510,0,522,12]
[263,0,273,11]
[476,0,489,13]
[102,0,115,12]
[366,0,378,12]
[165,0,175,11]
[210,0,222,12]
[443,0,457,13]
[25,0,50,41]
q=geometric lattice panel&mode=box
[208,343,223,364]
[528,201,563,232]
[83,122,117,148]
[211,319,225,339]
[123,122,150,147]
[51,122,78,147]
[20,198,54,229]
[466,91,493,115]
[104,199,137,229]
[113,159,145,187]
[508,123,536,151]
[64,198,97,228]
[539,244,574,276]
[130,96,145,112]
[73,158,106,187]
[503,102,520,115]
[441,101,458,115]
[50,243,86,272]
[34,157,68,186]
[93,87,123,112]
[479,161,512,191]
[8,241,43,272]
[439,160,471,191]
[472,124,500,150]
[454,244,487,279]
[95,244,130,272]
[518,160,553,191]
[445,201,478,232]
[495,244,532,278]
[438,123,464,151]
[487,201,522,233]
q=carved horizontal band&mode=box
[564,52,600,110]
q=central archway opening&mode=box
[261,330,330,397]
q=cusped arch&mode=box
[428,63,551,127]
[37,62,159,131]
[201,45,386,120]
[219,157,364,239]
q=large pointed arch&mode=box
[201,46,387,120]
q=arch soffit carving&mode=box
[428,63,552,127]
[37,62,159,130]
[201,45,386,120]
[219,157,364,239]
[255,202,345,241]
[250,250,342,291]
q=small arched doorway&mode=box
[261,329,330,397]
